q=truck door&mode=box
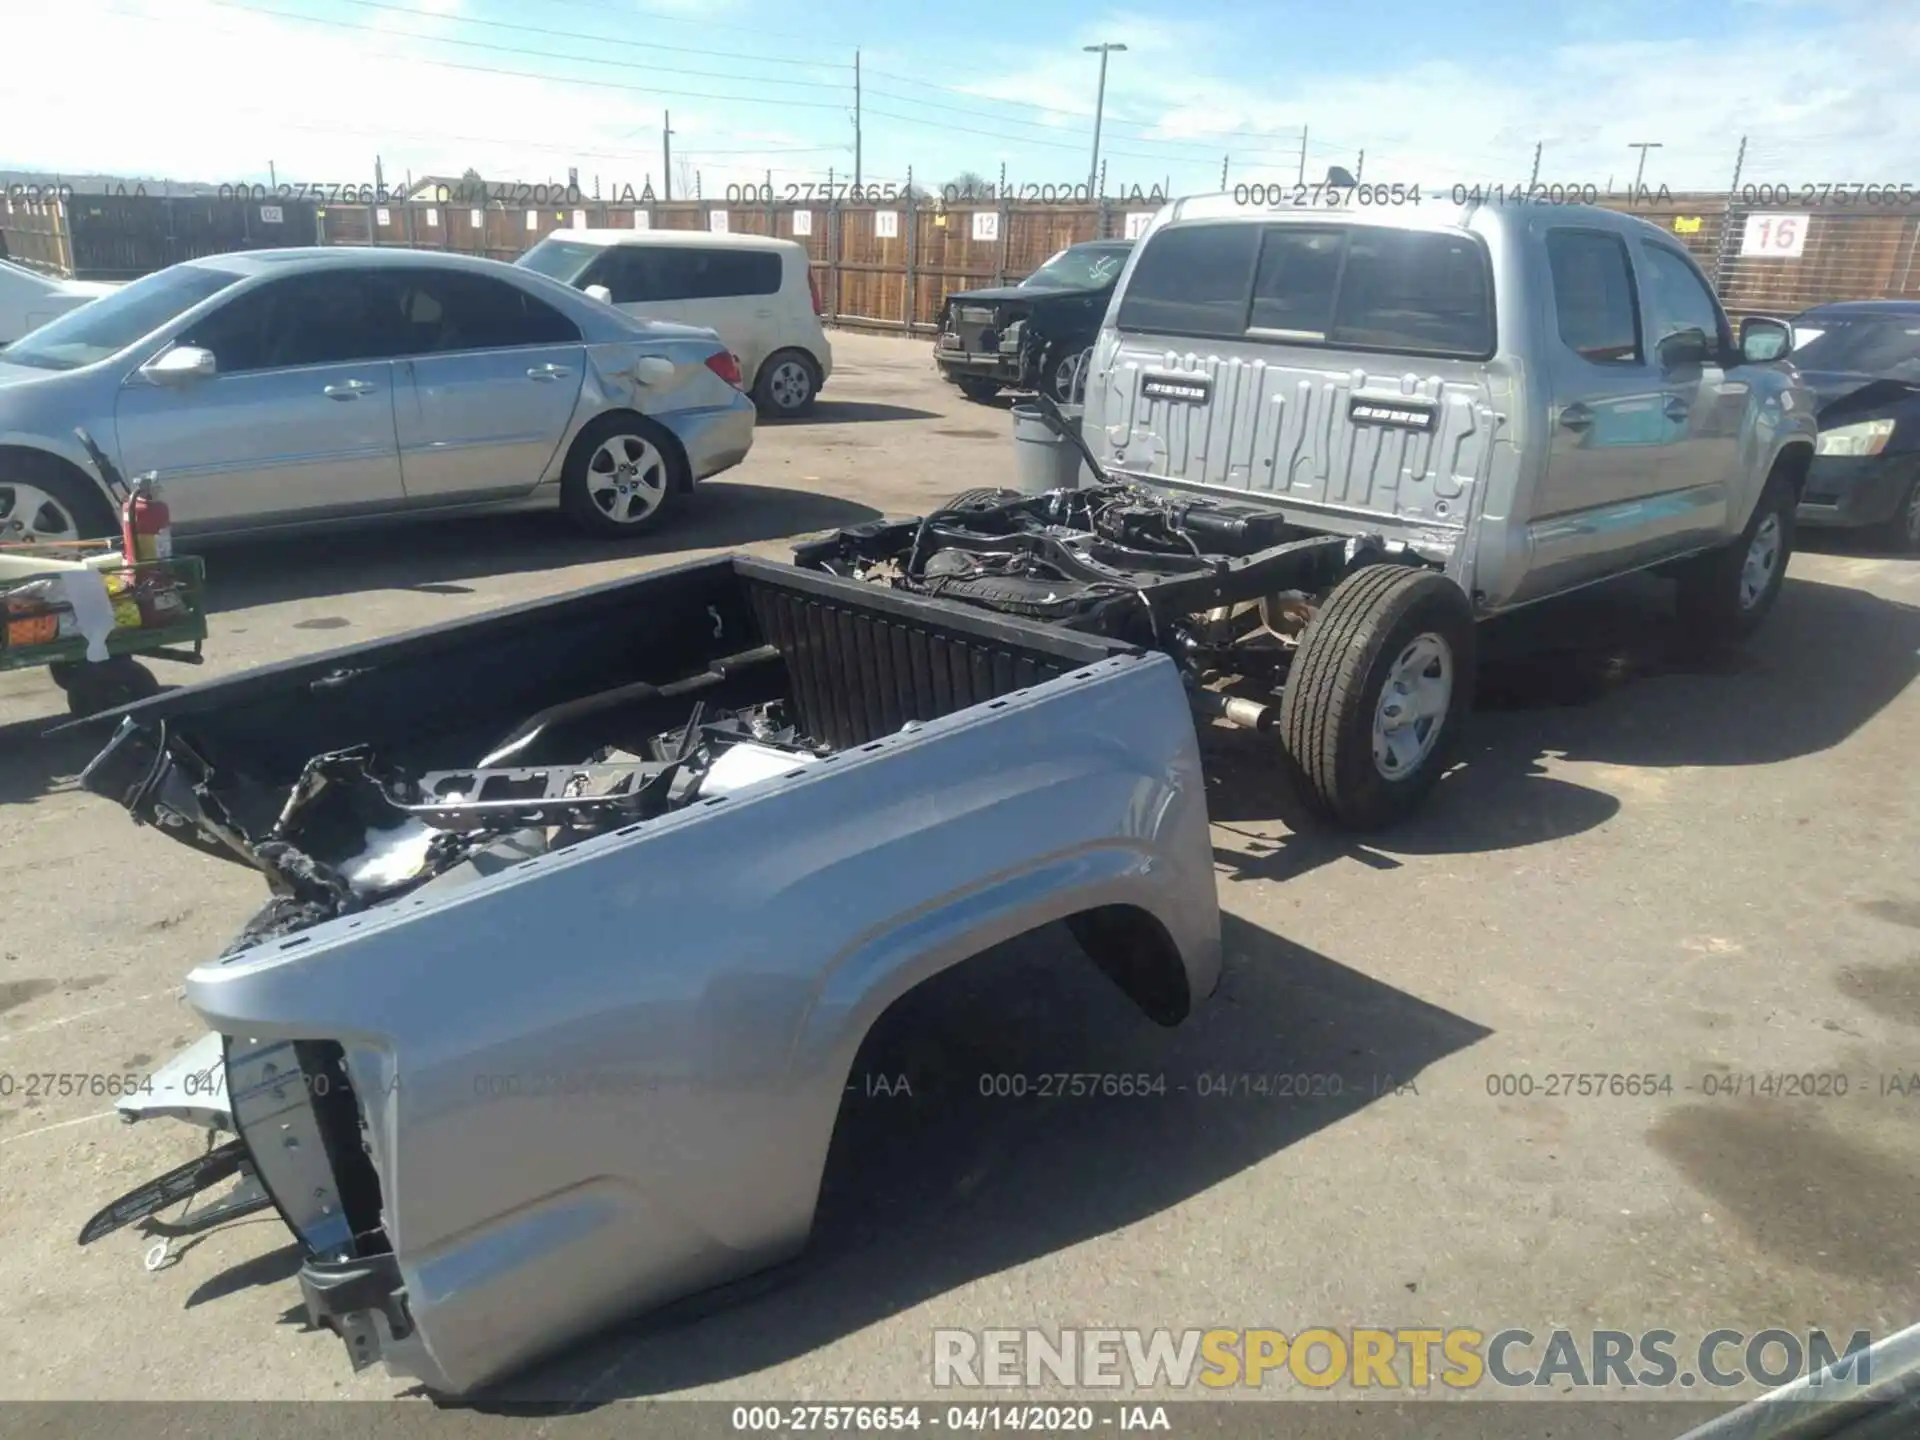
[1526,221,1695,591]
[1631,237,1746,544]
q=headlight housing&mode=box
[1816,417,1896,457]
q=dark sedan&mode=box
[934,240,1133,403]
[1779,301,1920,551]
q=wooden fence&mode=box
[11,187,1920,329]
[313,193,1131,332]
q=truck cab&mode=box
[1080,194,1817,618]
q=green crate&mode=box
[0,554,208,673]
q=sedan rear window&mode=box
[1118,222,1495,360]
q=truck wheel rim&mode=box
[1373,632,1453,780]
[1739,513,1782,608]
[1052,348,1090,401]
[769,360,812,411]
[585,435,667,524]
[0,482,80,544]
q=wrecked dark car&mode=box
[1766,301,1920,551]
[934,240,1132,403]
[68,555,1221,1396]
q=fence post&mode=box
[828,178,842,322]
[996,190,1011,287]
[904,167,917,332]
[765,168,774,236]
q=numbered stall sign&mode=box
[425,207,439,227]
[1741,213,1808,258]
[525,209,539,231]
[375,207,392,227]
[632,208,651,231]
[792,209,813,237]
[710,209,731,233]
[259,204,284,225]
[972,210,1000,242]
[1123,211,1155,240]
[874,210,899,239]
[572,209,587,230]
[469,209,484,229]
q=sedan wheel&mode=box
[0,482,82,544]
[584,434,669,527]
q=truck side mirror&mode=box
[583,284,613,305]
[1739,316,1794,364]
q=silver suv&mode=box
[1079,194,1817,826]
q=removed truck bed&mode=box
[70,554,1221,1396]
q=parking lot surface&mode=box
[2,332,1917,1415]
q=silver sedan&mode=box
[0,247,756,542]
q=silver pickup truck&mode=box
[68,556,1221,1395]
[1065,194,1820,826]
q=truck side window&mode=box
[1639,243,1730,356]
[1545,230,1642,365]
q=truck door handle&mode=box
[526,364,572,382]
[1558,403,1594,432]
[323,379,376,400]
[1663,394,1694,421]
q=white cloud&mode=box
[0,0,826,197]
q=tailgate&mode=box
[1087,215,1513,552]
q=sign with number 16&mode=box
[1741,213,1808,258]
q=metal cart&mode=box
[0,547,207,716]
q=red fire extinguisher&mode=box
[121,473,173,565]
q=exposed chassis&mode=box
[793,485,1373,734]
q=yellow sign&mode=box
[1674,216,1703,233]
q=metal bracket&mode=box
[389,761,682,829]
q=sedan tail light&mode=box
[705,350,743,388]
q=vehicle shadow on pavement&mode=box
[775,400,944,425]
[0,713,114,807]
[189,483,885,614]
[468,915,1491,1407]
[1206,571,1920,883]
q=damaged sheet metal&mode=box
[88,696,833,955]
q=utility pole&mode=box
[1084,42,1127,202]
[1628,141,1662,197]
[269,160,276,188]
[1529,143,1542,188]
[662,111,675,202]
[1355,150,1364,181]
[1298,126,1308,186]
[853,49,862,192]
[1220,154,1229,189]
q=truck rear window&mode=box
[1116,222,1495,360]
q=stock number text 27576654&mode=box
[1234,182,1424,208]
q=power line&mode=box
[304,0,851,72]
[107,5,853,109]
[204,0,852,91]
[538,0,841,50]
[861,106,1237,164]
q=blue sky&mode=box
[6,0,1915,200]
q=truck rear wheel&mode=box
[1278,565,1476,830]
[1674,470,1794,643]
[953,378,1001,403]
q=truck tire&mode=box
[953,378,1001,403]
[559,414,687,539]
[1278,565,1476,830]
[1674,469,1794,642]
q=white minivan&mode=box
[516,230,833,418]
